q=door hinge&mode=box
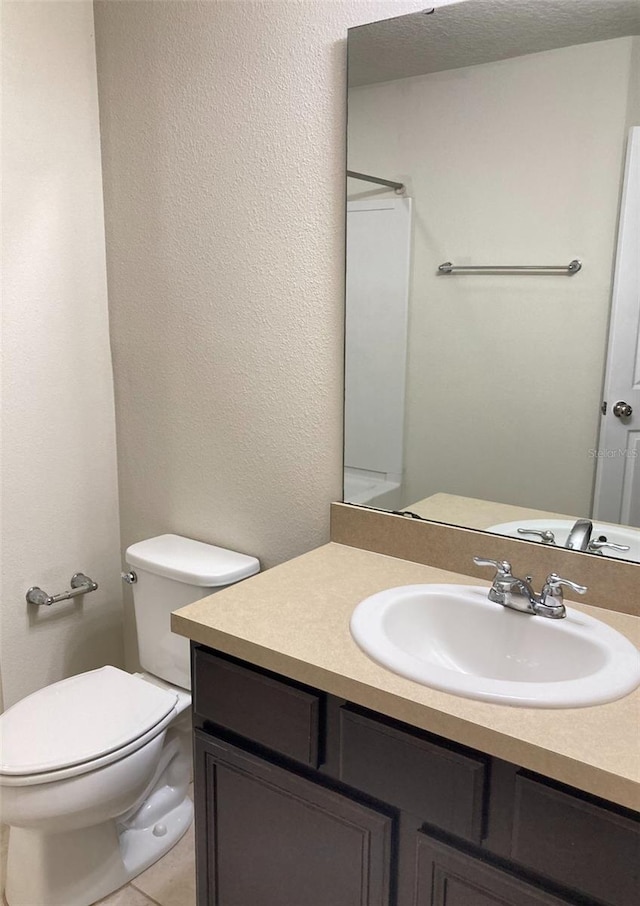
[601,401,607,415]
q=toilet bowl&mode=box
[1,668,192,906]
[0,534,260,906]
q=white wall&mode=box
[1,1,124,708]
[626,35,640,127]
[92,0,441,668]
[348,37,639,515]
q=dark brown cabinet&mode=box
[195,731,393,906]
[414,836,571,906]
[194,647,322,767]
[192,645,639,906]
[340,707,487,844]
[510,773,640,906]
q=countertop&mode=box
[406,492,575,529]
[172,542,640,810]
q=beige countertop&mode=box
[407,493,574,530]
[172,542,640,810]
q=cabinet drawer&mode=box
[340,707,487,843]
[415,834,573,906]
[193,647,322,767]
[511,773,640,906]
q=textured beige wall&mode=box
[1,1,124,708]
[93,0,436,668]
[348,37,636,516]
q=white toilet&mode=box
[0,534,259,906]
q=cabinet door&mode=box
[414,835,574,906]
[511,773,640,906]
[195,731,393,906]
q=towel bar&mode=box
[437,259,582,276]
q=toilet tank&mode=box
[125,534,260,691]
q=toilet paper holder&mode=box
[26,573,98,606]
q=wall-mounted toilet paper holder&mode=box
[26,573,98,606]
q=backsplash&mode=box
[331,503,639,616]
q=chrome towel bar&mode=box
[26,573,98,606]
[438,259,582,276]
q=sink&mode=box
[488,519,640,561]
[350,584,640,708]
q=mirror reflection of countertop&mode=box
[172,541,639,810]
[407,493,640,558]
[405,493,572,529]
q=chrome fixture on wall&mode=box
[437,259,582,276]
[26,572,98,606]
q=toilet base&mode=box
[5,796,193,906]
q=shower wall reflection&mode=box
[344,2,640,560]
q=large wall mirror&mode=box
[344,0,640,563]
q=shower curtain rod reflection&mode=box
[347,170,406,194]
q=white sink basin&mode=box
[488,519,640,561]
[350,584,640,708]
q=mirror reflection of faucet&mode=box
[588,538,631,554]
[515,519,630,555]
[566,518,593,551]
[517,528,556,544]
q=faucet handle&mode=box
[517,528,556,544]
[543,573,587,599]
[473,557,512,576]
[588,540,631,554]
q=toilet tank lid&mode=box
[125,534,260,586]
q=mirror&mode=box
[344,0,640,562]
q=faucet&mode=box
[563,519,630,555]
[566,518,593,551]
[473,557,587,619]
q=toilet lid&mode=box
[0,666,178,776]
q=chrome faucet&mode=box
[473,557,587,619]
[515,519,630,555]
[566,518,593,551]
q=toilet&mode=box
[0,534,259,906]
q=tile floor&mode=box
[96,817,196,906]
[1,791,196,906]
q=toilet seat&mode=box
[0,666,178,786]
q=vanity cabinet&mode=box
[194,645,322,767]
[192,646,639,906]
[194,732,392,906]
[339,706,487,845]
[413,835,571,906]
